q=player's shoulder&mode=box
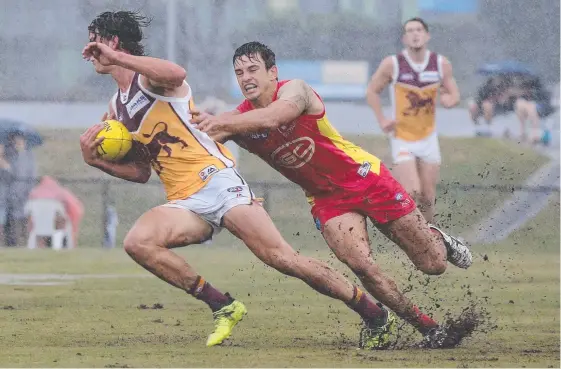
[380,55,397,68]
[277,79,315,98]
[279,79,310,91]
[434,52,451,64]
[371,56,396,77]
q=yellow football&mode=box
[96,120,133,161]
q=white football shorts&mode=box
[390,131,441,164]
[162,167,254,243]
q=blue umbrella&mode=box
[0,119,43,148]
[477,60,535,76]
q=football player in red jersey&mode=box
[192,41,473,349]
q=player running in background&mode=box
[192,41,472,349]
[367,18,460,223]
[79,10,399,348]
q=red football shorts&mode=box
[311,164,417,231]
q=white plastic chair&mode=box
[24,198,73,250]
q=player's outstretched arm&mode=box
[82,42,186,90]
[193,79,322,136]
[439,57,460,108]
[80,124,152,183]
[190,109,240,143]
[366,56,395,131]
[116,53,186,90]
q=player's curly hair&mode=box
[88,10,152,56]
[233,41,276,70]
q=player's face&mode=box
[234,53,278,101]
[402,21,430,50]
[88,31,113,74]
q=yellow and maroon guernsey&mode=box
[112,73,236,201]
[390,50,443,141]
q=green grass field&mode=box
[0,206,558,367]
[0,129,557,367]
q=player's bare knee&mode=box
[332,243,369,272]
[355,263,390,289]
[418,188,435,205]
[261,247,299,276]
[123,230,155,261]
[427,259,447,275]
[344,256,378,280]
[414,257,447,275]
[418,191,435,208]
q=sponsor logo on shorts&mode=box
[314,217,322,231]
[419,71,440,83]
[397,149,411,158]
[126,90,150,118]
[395,192,412,207]
[227,186,244,193]
[271,137,315,169]
[198,165,219,181]
[357,161,372,178]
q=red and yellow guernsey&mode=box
[234,80,382,204]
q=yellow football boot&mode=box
[206,298,247,347]
[359,303,397,349]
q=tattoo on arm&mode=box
[289,93,309,112]
[279,79,312,114]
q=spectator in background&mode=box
[0,143,12,246]
[5,132,36,246]
[513,76,554,144]
[468,76,512,136]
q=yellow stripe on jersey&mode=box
[132,100,235,201]
[316,116,381,175]
[394,82,439,141]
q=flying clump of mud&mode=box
[384,302,495,350]
[435,302,495,349]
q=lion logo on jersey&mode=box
[403,91,434,116]
[142,121,189,174]
[143,122,188,156]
